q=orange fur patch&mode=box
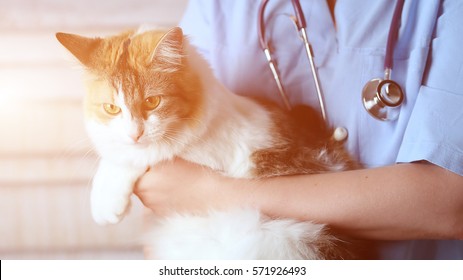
[83,74,117,124]
[77,28,203,130]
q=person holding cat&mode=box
[135,0,463,259]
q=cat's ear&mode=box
[150,27,185,72]
[56,32,102,68]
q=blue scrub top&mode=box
[178,0,463,259]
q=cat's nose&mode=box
[129,130,144,143]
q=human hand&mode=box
[134,158,241,216]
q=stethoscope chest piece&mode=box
[361,0,406,122]
[362,78,404,121]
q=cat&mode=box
[56,27,359,259]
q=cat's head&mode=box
[56,27,203,163]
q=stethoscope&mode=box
[258,0,406,131]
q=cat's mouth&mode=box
[131,140,151,147]
[123,136,151,147]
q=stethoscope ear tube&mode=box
[258,0,291,110]
[258,0,270,50]
[263,48,292,110]
[258,0,326,121]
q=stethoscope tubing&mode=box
[258,0,327,121]
[258,0,307,50]
[385,0,405,71]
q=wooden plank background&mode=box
[0,0,188,259]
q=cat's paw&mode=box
[91,191,131,225]
[90,167,134,225]
[90,159,146,225]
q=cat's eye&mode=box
[103,103,121,115]
[144,96,161,110]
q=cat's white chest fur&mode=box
[180,93,275,178]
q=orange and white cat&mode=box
[56,27,357,259]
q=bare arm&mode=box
[135,159,463,240]
[248,163,463,240]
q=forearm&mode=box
[136,160,463,240]
[234,163,463,240]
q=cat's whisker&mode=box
[77,148,100,188]
[53,137,98,192]
[57,137,92,160]
[161,133,189,147]
[162,131,207,148]
[162,127,211,148]
[81,147,98,162]
[163,127,208,145]
[176,117,207,127]
[72,146,98,182]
